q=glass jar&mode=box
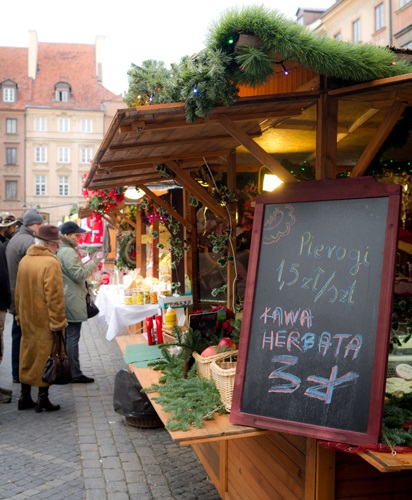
[132,289,144,305]
[124,290,133,305]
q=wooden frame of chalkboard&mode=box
[230,177,401,446]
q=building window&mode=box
[35,175,46,196]
[5,180,18,200]
[81,147,93,163]
[58,117,70,132]
[6,147,17,165]
[81,119,92,133]
[54,81,71,102]
[402,40,412,48]
[35,117,46,131]
[6,118,17,134]
[375,3,384,31]
[334,32,342,41]
[2,87,15,102]
[35,146,47,163]
[400,0,411,7]
[58,147,70,163]
[353,19,361,43]
[58,175,69,196]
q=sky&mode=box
[0,1,334,95]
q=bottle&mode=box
[146,316,154,345]
[155,315,164,344]
[164,306,177,330]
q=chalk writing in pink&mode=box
[262,205,295,245]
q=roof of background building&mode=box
[0,41,118,111]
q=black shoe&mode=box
[35,397,60,413]
[18,395,36,410]
[13,379,19,384]
[71,375,94,384]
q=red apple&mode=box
[200,345,217,357]
[218,337,236,349]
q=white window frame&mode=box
[81,119,92,133]
[2,87,15,102]
[353,19,361,43]
[6,118,17,134]
[35,146,47,163]
[35,117,46,132]
[56,89,68,102]
[375,3,384,31]
[58,117,70,132]
[58,146,70,163]
[58,175,69,196]
[81,147,93,164]
[6,147,17,165]
[5,180,18,200]
[35,175,46,196]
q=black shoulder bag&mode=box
[86,281,99,319]
[42,331,72,385]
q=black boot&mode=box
[18,383,35,410]
[35,387,60,413]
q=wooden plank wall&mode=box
[238,67,318,97]
[335,452,412,499]
[193,431,307,499]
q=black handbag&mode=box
[42,331,72,385]
[86,282,99,319]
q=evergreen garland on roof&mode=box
[124,5,412,122]
[206,5,411,83]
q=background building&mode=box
[0,32,122,225]
[299,0,412,48]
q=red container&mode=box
[146,316,154,345]
[155,315,163,344]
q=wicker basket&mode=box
[192,350,235,380]
[210,351,238,412]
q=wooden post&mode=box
[135,210,146,276]
[152,217,159,279]
[227,150,237,311]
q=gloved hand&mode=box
[95,250,108,259]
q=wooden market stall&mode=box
[83,43,412,498]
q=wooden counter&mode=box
[116,334,265,446]
[116,334,412,499]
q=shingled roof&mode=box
[0,41,117,111]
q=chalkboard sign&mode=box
[230,177,401,446]
[189,312,218,336]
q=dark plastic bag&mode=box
[113,369,157,418]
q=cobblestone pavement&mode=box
[0,313,220,499]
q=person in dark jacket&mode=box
[57,221,104,383]
[0,212,20,403]
[6,209,44,383]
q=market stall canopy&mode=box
[85,72,412,197]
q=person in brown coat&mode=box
[15,225,68,412]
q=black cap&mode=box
[60,221,87,235]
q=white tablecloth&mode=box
[95,285,159,341]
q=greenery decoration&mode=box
[143,361,225,431]
[382,393,412,446]
[115,231,136,270]
[206,6,411,83]
[124,6,412,122]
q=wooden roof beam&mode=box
[137,185,192,232]
[351,101,407,177]
[109,134,247,151]
[216,114,297,183]
[96,150,232,168]
[165,161,228,221]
